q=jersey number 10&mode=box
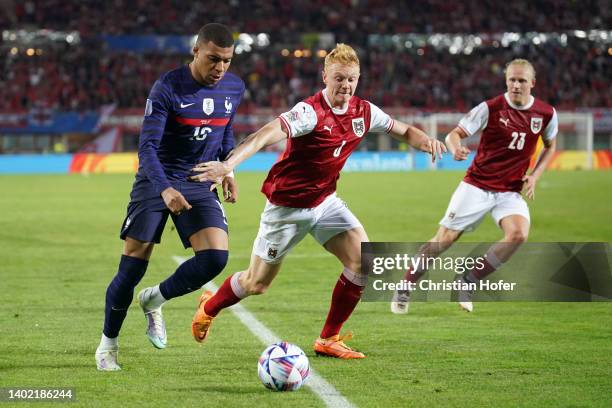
[508,131,526,150]
[192,126,212,141]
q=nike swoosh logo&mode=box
[180,102,195,108]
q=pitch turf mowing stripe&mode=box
[173,256,356,408]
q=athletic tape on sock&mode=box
[341,267,367,287]
[230,272,248,299]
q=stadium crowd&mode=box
[1,0,610,112]
[5,0,609,36]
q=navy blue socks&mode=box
[103,255,148,338]
[159,249,228,300]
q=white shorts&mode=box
[439,181,530,232]
[253,193,363,264]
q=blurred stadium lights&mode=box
[188,32,270,55]
[235,33,270,54]
[368,30,611,54]
[2,29,80,46]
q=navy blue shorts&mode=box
[119,196,228,248]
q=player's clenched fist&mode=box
[453,146,471,161]
[161,187,192,215]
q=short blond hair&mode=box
[505,59,536,80]
[324,43,359,70]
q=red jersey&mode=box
[262,91,394,208]
[460,93,558,192]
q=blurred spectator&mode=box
[8,0,611,36]
[1,0,610,111]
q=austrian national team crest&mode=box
[203,98,215,115]
[352,118,365,138]
[530,117,543,134]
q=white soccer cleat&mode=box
[459,300,474,312]
[455,275,475,313]
[138,288,167,349]
[390,291,410,314]
[95,349,121,371]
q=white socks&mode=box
[141,285,167,310]
[97,334,118,352]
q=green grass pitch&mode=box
[1,170,611,407]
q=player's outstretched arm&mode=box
[190,118,287,182]
[522,138,557,200]
[389,120,446,162]
[445,127,471,161]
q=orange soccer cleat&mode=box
[191,291,215,343]
[313,332,366,359]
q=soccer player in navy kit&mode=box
[95,23,245,371]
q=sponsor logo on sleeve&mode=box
[287,110,300,122]
[144,99,153,116]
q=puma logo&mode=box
[323,125,333,134]
[499,117,510,127]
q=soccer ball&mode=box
[257,342,310,391]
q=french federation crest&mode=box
[203,98,215,115]
[352,118,365,138]
[530,117,543,133]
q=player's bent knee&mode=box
[505,229,528,243]
[192,249,229,285]
[433,228,462,247]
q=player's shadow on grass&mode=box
[3,363,93,369]
[171,385,263,394]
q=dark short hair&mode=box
[196,23,234,48]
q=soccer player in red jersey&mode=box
[189,43,446,358]
[391,59,558,314]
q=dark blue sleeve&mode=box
[219,82,245,161]
[219,113,236,161]
[138,79,172,195]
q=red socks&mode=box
[468,258,498,281]
[204,274,242,317]
[320,273,364,339]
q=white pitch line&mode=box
[173,256,356,408]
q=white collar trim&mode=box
[322,89,350,115]
[504,92,534,110]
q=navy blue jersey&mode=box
[131,65,245,201]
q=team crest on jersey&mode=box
[224,98,232,114]
[352,118,365,138]
[530,117,543,133]
[203,98,215,115]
